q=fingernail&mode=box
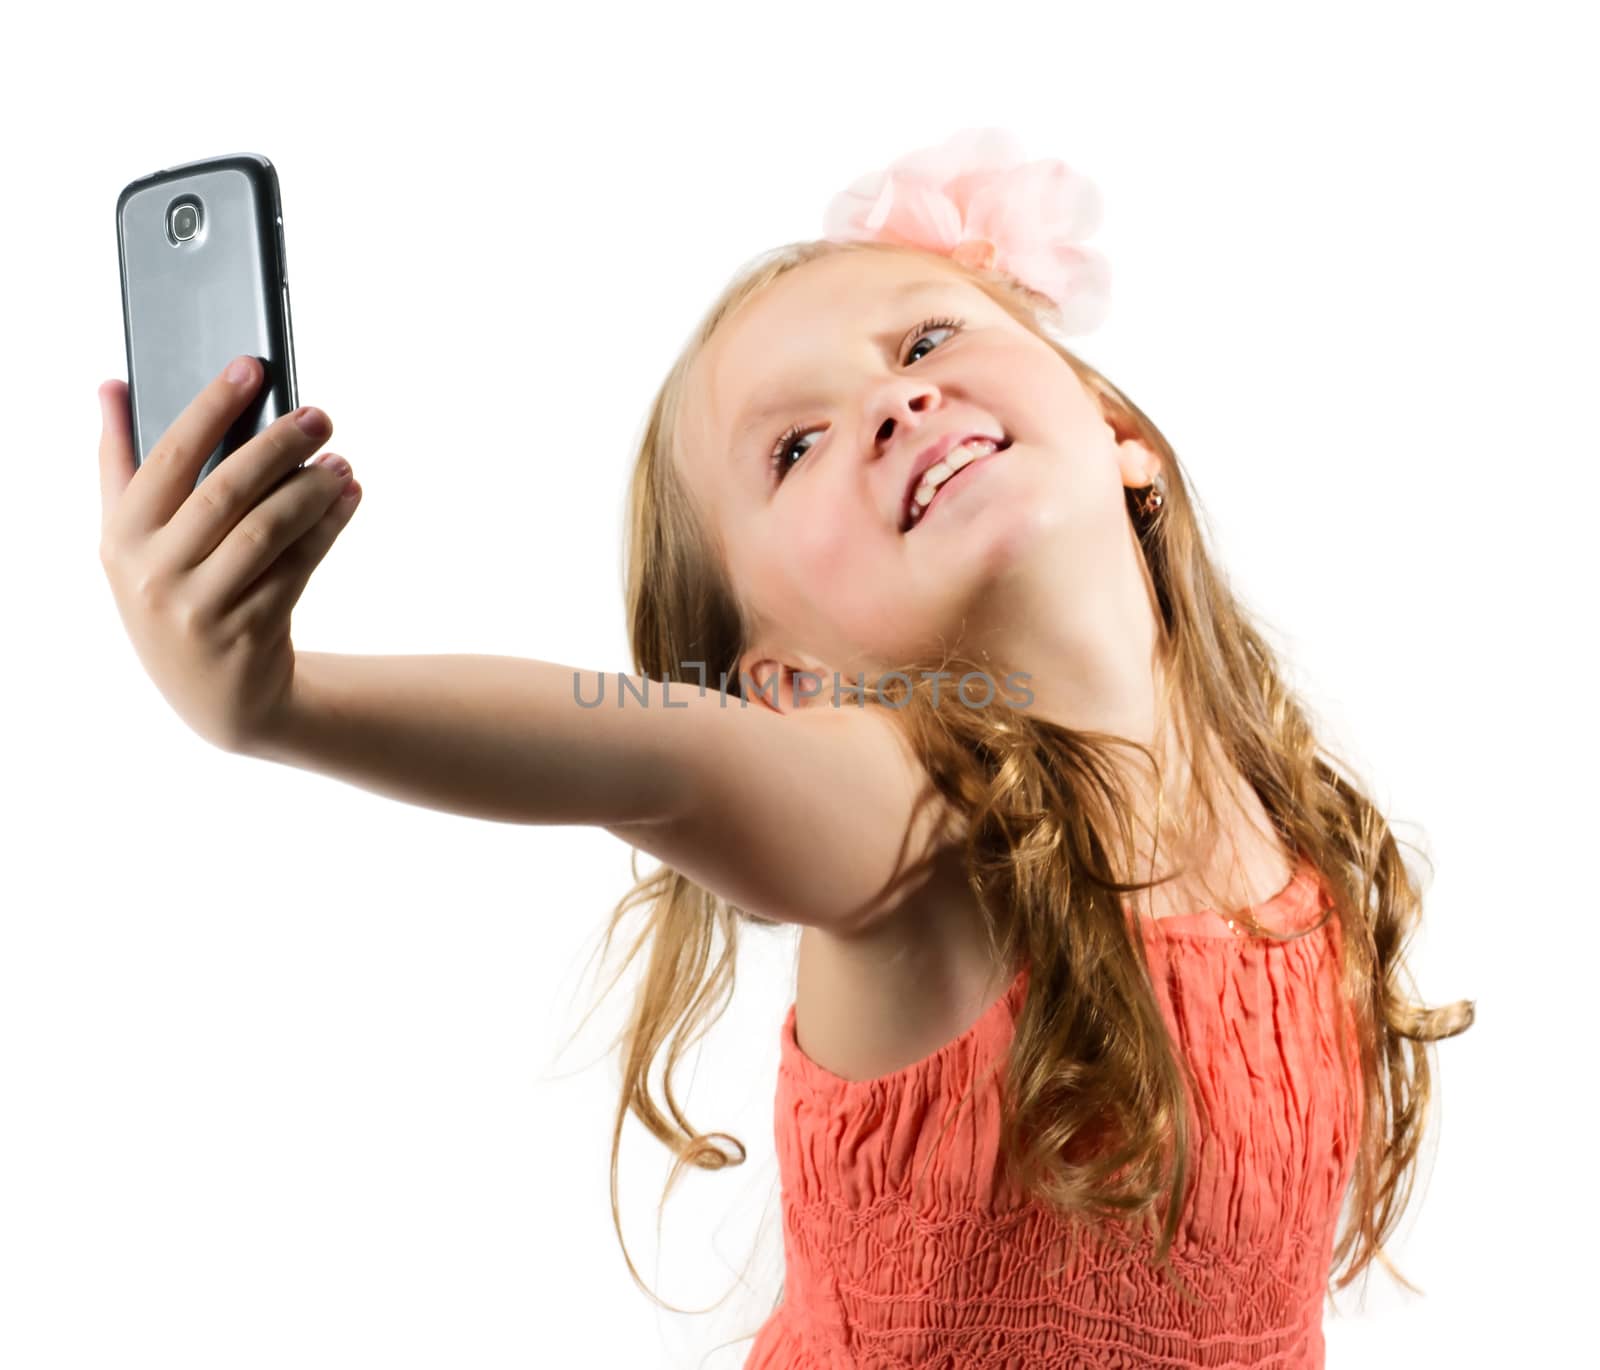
[226,357,254,384]
[296,407,329,437]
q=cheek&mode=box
[736,519,848,621]
[758,515,905,641]
[772,517,870,608]
[989,345,1098,444]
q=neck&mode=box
[965,514,1214,883]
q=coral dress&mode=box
[745,854,1362,1369]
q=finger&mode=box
[119,355,265,540]
[97,380,134,547]
[192,455,356,616]
[226,475,362,636]
[169,404,337,573]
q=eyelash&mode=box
[766,315,966,483]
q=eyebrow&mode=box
[729,278,960,449]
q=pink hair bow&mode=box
[820,126,1111,336]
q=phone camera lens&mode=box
[170,203,200,241]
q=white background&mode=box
[3,1,1592,1365]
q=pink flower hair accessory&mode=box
[820,126,1111,336]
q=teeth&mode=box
[910,439,1000,520]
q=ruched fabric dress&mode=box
[745,854,1362,1369]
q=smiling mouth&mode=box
[903,438,1011,532]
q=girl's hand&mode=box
[96,357,361,754]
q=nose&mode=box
[870,380,939,458]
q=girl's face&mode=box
[677,250,1161,708]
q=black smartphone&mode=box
[115,153,299,488]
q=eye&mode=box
[766,315,966,484]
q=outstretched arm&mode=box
[251,652,685,830]
[252,654,952,938]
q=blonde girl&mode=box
[96,128,1473,1367]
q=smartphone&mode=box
[115,153,299,488]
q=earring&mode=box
[1134,475,1164,519]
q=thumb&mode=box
[97,380,134,542]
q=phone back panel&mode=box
[116,153,298,482]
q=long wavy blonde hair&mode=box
[570,237,1474,1328]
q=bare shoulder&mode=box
[786,713,1018,1083]
[606,689,1016,1082]
[791,859,1021,1084]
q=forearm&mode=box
[244,651,682,829]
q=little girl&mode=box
[96,127,1474,1368]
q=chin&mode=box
[938,460,1071,560]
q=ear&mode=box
[739,653,836,715]
[1115,435,1162,489]
[1091,389,1162,488]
